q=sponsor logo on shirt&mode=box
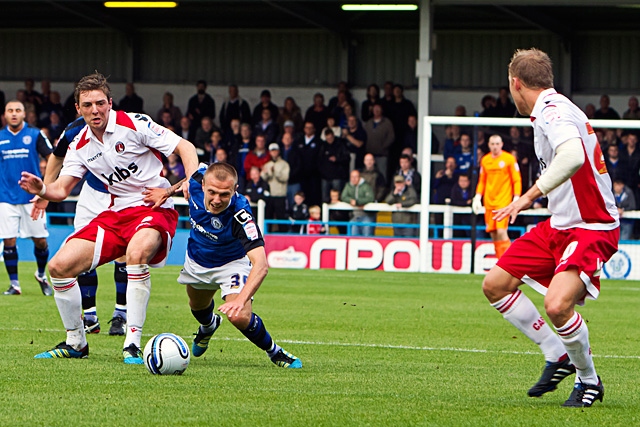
[593,144,607,174]
[243,221,259,240]
[190,218,218,241]
[1,148,29,160]
[101,162,140,185]
[87,152,103,162]
[542,105,560,124]
[148,122,165,136]
[0,139,10,145]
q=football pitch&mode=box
[0,264,639,426]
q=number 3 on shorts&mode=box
[230,273,248,289]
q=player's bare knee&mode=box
[126,248,152,265]
[48,256,71,278]
[227,312,251,330]
[544,299,571,326]
[32,238,48,250]
[482,267,517,303]
[482,272,503,301]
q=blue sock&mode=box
[241,313,276,353]
[34,246,49,277]
[191,301,215,330]
[114,261,127,318]
[78,270,98,312]
[3,245,18,282]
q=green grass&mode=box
[0,264,639,426]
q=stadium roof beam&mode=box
[261,0,343,34]
[46,0,137,35]
[492,5,572,42]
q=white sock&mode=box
[51,277,86,351]
[123,264,151,349]
[491,289,566,362]
[556,312,598,385]
[267,342,281,358]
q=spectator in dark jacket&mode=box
[318,129,351,203]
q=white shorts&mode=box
[178,253,252,299]
[74,182,111,230]
[0,202,49,239]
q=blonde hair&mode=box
[508,48,554,90]
[204,162,238,186]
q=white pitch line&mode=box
[8,327,639,360]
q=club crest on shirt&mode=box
[210,217,223,229]
[115,141,126,154]
[22,135,32,145]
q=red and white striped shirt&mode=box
[530,89,619,230]
[61,110,181,211]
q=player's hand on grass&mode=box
[29,196,49,220]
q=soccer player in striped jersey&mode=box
[472,134,522,258]
[483,48,619,407]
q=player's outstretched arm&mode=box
[173,139,199,200]
[493,185,540,224]
[20,172,79,203]
[30,154,66,220]
[142,178,187,208]
[218,246,269,319]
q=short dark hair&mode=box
[74,72,111,105]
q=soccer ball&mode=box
[143,333,190,375]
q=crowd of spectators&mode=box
[2,78,639,239]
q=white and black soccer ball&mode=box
[143,333,190,375]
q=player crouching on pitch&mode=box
[148,162,301,368]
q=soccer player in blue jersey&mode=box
[33,116,128,335]
[0,100,53,296]
[154,162,301,368]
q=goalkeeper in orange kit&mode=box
[473,134,522,258]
